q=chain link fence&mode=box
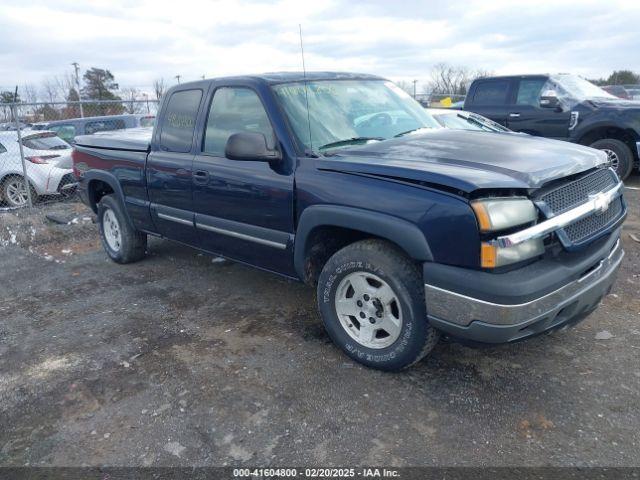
[0,99,158,211]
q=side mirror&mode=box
[540,90,560,109]
[225,132,281,162]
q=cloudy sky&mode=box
[1,0,639,95]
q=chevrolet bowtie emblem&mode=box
[590,192,612,214]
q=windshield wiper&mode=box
[393,127,430,137]
[458,114,489,131]
[318,137,384,151]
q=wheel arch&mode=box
[576,124,639,161]
[294,205,433,284]
[84,170,135,229]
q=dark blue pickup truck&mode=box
[72,72,626,371]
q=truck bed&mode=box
[74,127,152,152]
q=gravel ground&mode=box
[0,179,639,467]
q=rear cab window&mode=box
[159,89,203,153]
[471,80,510,105]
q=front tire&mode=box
[589,138,634,180]
[97,194,147,264]
[317,239,439,371]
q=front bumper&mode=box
[424,237,623,343]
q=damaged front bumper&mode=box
[424,235,623,343]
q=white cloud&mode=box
[0,0,639,94]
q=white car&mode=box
[0,130,76,207]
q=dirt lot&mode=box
[1,179,639,467]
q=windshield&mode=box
[273,80,440,152]
[551,74,617,102]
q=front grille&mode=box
[564,197,623,243]
[539,168,617,214]
[535,168,623,247]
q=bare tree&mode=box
[22,84,39,104]
[394,80,415,96]
[120,87,145,113]
[425,63,492,96]
[41,77,60,103]
[54,74,75,101]
[153,78,165,101]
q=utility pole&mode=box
[71,62,84,118]
[13,86,33,208]
[175,75,181,84]
[412,79,417,99]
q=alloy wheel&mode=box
[5,178,29,207]
[103,209,122,252]
[601,148,620,173]
[334,271,403,349]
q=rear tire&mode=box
[589,138,634,180]
[316,239,439,371]
[97,194,147,264]
[1,175,37,207]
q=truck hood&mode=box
[74,127,152,151]
[318,129,607,193]
[586,98,640,109]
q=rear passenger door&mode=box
[465,79,512,126]
[147,88,203,244]
[191,85,295,275]
[506,77,571,140]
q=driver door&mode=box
[191,85,295,275]
[506,78,571,140]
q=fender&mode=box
[82,169,136,230]
[294,204,433,279]
[571,119,636,144]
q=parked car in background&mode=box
[37,114,155,144]
[464,73,640,179]
[602,85,631,100]
[0,121,30,131]
[622,85,640,100]
[428,108,512,132]
[73,72,624,371]
[0,130,75,207]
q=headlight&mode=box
[481,238,545,268]
[471,197,537,232]
[472,197,542,268]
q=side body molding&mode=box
[294,205,433,279]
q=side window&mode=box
[516,79,547,106]
[50,125,76,143]
[85,119,126,135]
[159,89,203,153]
[472,81,509,106]
[0,142,6,154]
[203,87,275,156]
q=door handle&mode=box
[509,112,521,118]
[193,170,210,184]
